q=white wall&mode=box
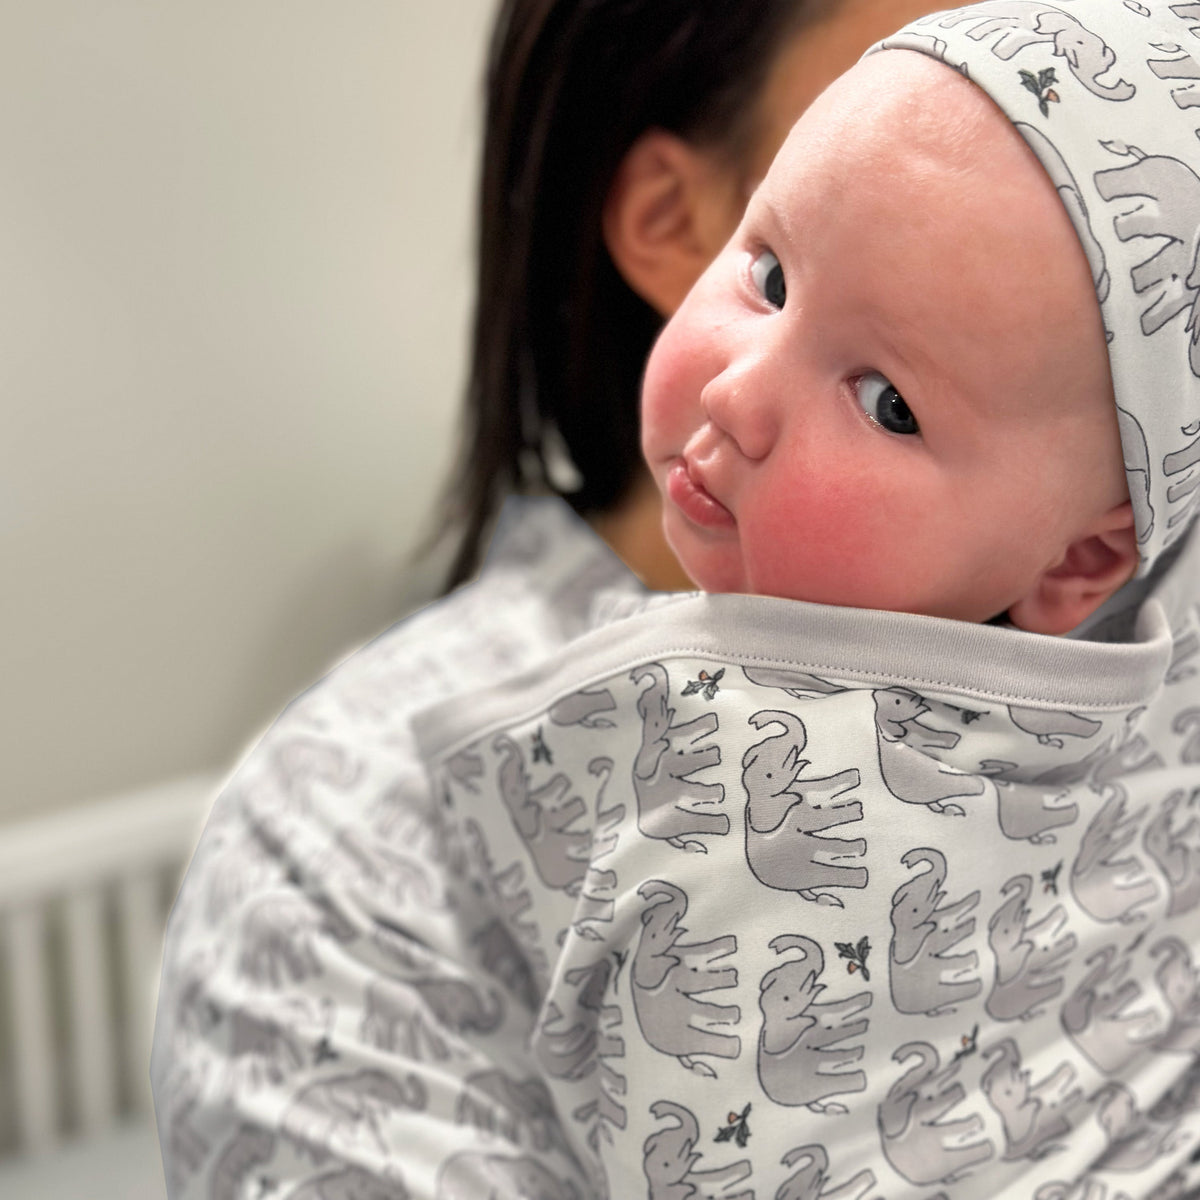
[1,2,495,822]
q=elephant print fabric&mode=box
[414,562,1200,1200]
[876,0,1200,574]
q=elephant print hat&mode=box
[409,13,1200,1193]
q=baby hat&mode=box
[870,1,1200,578]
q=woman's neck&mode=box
[588,470,695,591]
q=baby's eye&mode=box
[749,249,786,309]
[856,372,919,436]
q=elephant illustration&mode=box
[159,1065,211,1195]
[227,996,328,1094]
[1016,123,1110,304]
[1144,789,1200,917]
[642,1100,753,1200]
[1071,785,1159,924]
[535,957,622,1091]
[281,1069,426,1164]
[987,875,1076,1023]
[471,918,542,1015]
[436,1151,583,1200]
[409,974,505,1037]
[361,978,456,1062]
[1095,144,1200,378]
[630,663,728,851]
[1149,45,1200,111]
[631,880,741,1076]
[774,1145,878,1200]
[877,1041,994,1186]
[758,935,872,1113]
[927,3,1136,99]
[1167,625,1200,684]
[209,1124,276,1200]
[978,761,1079,843]
[270,732,362,802]
[1117,406,1155,545]
[548,685,617,728]
[981,1039,1081,1161]
[493,735,593,894]
[1008,706,1104,748]
[237,891,353,989]
[889,848,982,1017]
[741,709,865,905]
[1173,708,1200,763]
[873,688,986,815]
[1061,944,1160,1074]
[288,1164,409,1200]
[1093,1081,1186,1173]
[456,1069,564,1153]
[1151,937,1200,1056]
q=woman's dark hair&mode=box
[439,0,821,588]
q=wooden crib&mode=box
[0,775,214,1197]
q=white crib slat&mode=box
[64,887,118,1136]
[5,904,58,1154]
[117,870,161,1116]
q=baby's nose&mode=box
[700,360,778,462]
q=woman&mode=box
[151,3,940,1197]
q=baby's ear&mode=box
[1007,502,1138,636]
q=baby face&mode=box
[641,51,1126,623]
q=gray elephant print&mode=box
[237,891,353,989]
[1016,123,1110,303]
[978,762,1080,843]
[361,978,458,1063]
[987,875,1077,1022]
[1173,708,1200,763]
[980,1038,1081,1160]
[1144,788,1200,916]
[1071,785,1159,924]
[774,1144,879,1200]
[159,1064,211,1196]
[209,1124,276,1200]
[1163,431,1200,539]
[877,1041,994,1186]
[1148,43,1200,110]
[889,848,982,1017]
[631,880,741,1077]
[270,733,362,808]
[281,1069,426,1164]
[925,3,1136,100]
[436,1151,583,1200]
[873,688,986,815]
[758,935,872,1113]
[536,957,627,1143]
[1008,706,1103,748]
[287,1164,410,1200]
[455,1068,566,1154]
[493,734,593,894]
[642,1100,753,1200]
[1061,944,1160,1073]
[1118,406,1155,545]
[227,995,330,1095]
[1095,143,1200,379]
[1167,623,1200,683]
[548,685,617,729]
[630,663,728,851]
[1093,1081,1187,1173]
[1150,936,1200,1056]
[741,708,865,906]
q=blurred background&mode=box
[0,2,494,1194]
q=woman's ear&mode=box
[1007,501,1139,635]
[602,129,739,317]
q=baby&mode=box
[153,5,1200,1199]
[641,47,1139,635]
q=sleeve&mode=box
[150,712,597,1200]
